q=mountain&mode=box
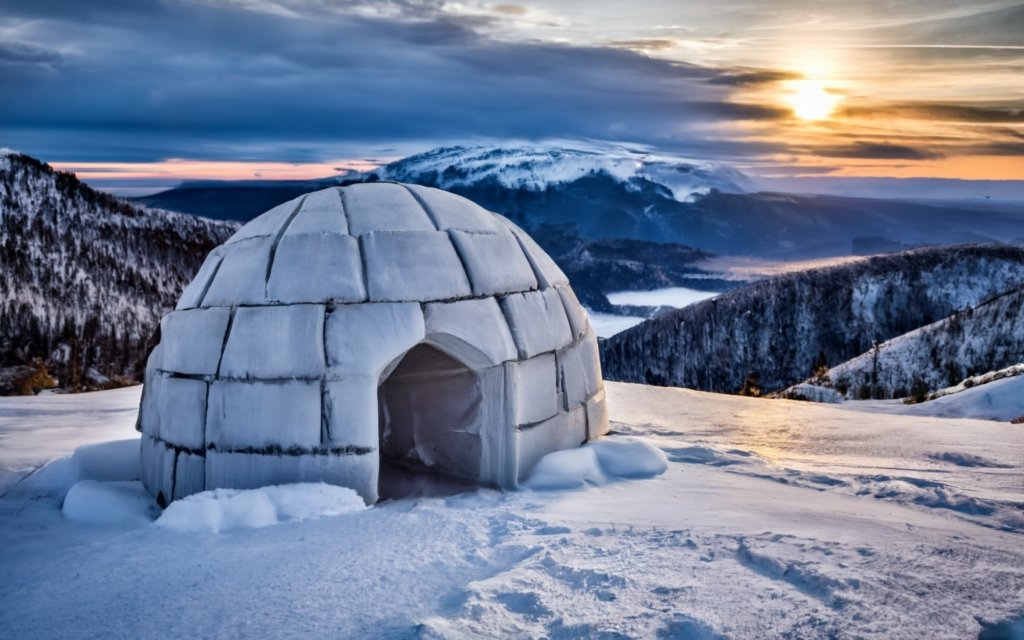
[599,244,1024,395]
[136,145,1024,259]
[781,285,1024,401]
[0,150,236,394]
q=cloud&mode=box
[840,103,1024,124]
[0,0,784,163]
[811,141,945,160]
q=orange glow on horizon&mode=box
[50,158,387,183]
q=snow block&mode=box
[285,188,347,236]
[157,377,208,451]
[449,230,538,296]
[220,305,326,379]
[324,377,379,449]
[325,303,425,377]
[498,216,569,288]
[343,183,434,236]
[511,353,559,426]
[557,343,589,411]
[140,435,177,505]
[556,285,589,341]
[362,230,472,302]
[578,328,604,396]
[516,405,588,482]
[159,307,232,376]
[585,388,610,440]
[176,249,224,310]
[138,364,164,438]
[266,233,365,304]
[404,184,503,233]
[205,451,378,504]
[226,196,303,244]
[423,298,517,368]
[501,289,574,359]
[206,380,322,450]
[173,451,205,500]
[202,237,274,307]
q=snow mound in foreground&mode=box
[23,439,140,496]
[156,483,367,533]
[526,437,668,490]
[62,480,160,527]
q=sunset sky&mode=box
[2,0,1022,194]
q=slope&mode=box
[0,151,236,393]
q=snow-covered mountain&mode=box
[0,151,236,393]
[782,285,1024,400]
[373,145,753,202]
[600,245,1024,395]
[140,144,1024,260]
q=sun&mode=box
[786,80,840,121]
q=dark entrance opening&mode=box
[377,344,483,500]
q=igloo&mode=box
[137,182,608,505]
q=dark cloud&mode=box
[840,103,1024,124]
[812,141,945,160]
[0,0,785,162]
[0,41,63,70]
[708,69,800,86]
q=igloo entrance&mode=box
[377,343,484,499]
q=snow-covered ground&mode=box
[2,383,1023,638]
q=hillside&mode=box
[783,286,1024,400]
[0,151,236,393]
[600,245,1024,394]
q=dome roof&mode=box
[139,182,608,507]
[176,182,569,310]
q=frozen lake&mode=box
[589,287,720,338]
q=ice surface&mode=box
[501,289,573,359]
[449,230,537,296]
[423,298,517,368]
[226,196,302,244]
[62,480,160,527]
[585,388,610,439]
[266,233,364,303]
[510,353,559,426]
[323,377,379,449]
[219,305,326,379]
[343,183,434,235]
[362,230,472,301]
[284,188,347,236]
[156,483,367,533]
[175,249,224,310]
[173,451,205,500]
[325,302,424,377]
[555,285,588,341]
[204,451,377,504]
[516,406,587,481]
[499,219,569,288]
[403,184,504,233]
[606,287,719,308]
[201,237,274,306]
[158,307,231,376]
[155,377,207,450]
[206,380,322,450]
[557,343,589,410]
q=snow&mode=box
[377,145,752,202]
[63,480,160,528]
[3,383,1024,638]
[607,286,719,308]
[156,483,367,533]
[854,374,1024,422]
[525,437,668,490]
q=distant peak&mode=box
[374,144,752,202]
